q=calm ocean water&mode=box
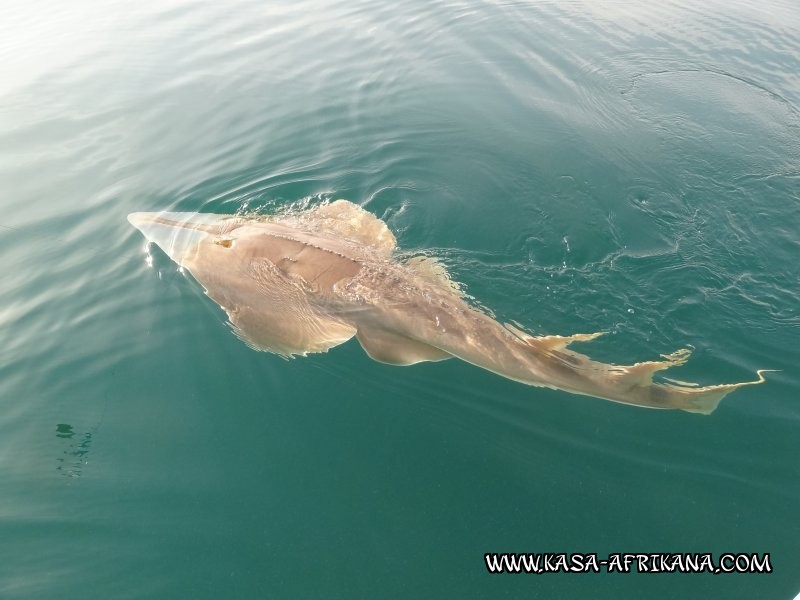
[1,0,798,598]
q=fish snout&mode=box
[127,211,228,264]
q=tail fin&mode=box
[504,325,773,414]
[661,369,776,414]
[523,331,774,413]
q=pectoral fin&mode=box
[205,258,358,357]
[297,199,397,255]
[356,327,452,365]
[227,305,357,356]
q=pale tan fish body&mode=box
[128,200,769,414]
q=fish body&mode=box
[128,200,768,413]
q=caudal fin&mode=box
[661,369,776,414]
[523,332,774,413]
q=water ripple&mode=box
[2,0,799,597]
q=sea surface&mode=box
[1,0,798,598]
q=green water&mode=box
[1,0,798,598]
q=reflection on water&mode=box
[1,0,798,598]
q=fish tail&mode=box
[657,369,777,414]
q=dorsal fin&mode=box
[404,255,463,297]
[611,349,692,387]
[529,331,606,351]
[505,326,606,351]
[301,199,396,255]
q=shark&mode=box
[128,199,769,414]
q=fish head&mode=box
[127,210,363,356]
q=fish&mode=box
[128,199,770,414]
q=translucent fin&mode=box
[665,369,776,415]
[356,327,452,365]
[508,329,771,414]
[612,348,692,387]
[205,258,358,356]
[300,199,396,255]
[228,305,357,356]
[506,326,606,351]
[527,331,606,351]
[405,255,463,297]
